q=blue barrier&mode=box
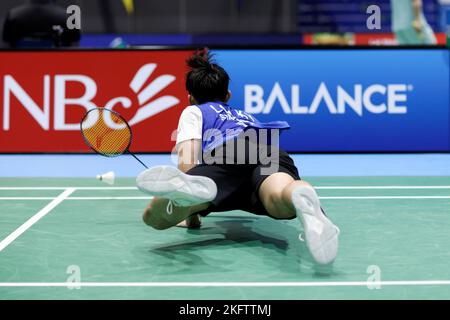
[79,34,302,47]
[216,49,450,152]
[2,154,450,177]
[79,34,193,47]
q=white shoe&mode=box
[292,185,340,265]
[136,166,217,207]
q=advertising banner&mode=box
[0,50,191,152]
[1,49,448,153]
[303,33,447,46]
[216,49,450,152]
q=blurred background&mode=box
[1,0,449,48]
[1,2,450,302]
[0,1,449,173]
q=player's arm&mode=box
[175,105,203,172]
[412,0,423,32]
[177,139,201,173]
[175,138,202,228]
[412,0,422,18]
[174,106,203,228]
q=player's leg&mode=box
[258,173,339,264]
[395,28,416,45]
[137,163,249,230]
[258,172,332,219]
[258,173,323,219]
[255,147,339,265]
[142,197,209,230]
[254,149,305,219]
[175,213,202,228]
[422,24,437,44]
[257,172,303,219]
[137,166,217,230]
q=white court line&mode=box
[0,280,450,287]
[2,186,450,190]
[0,197,149,200]
[0,187,136,190]
[0,197,55,200]
[1,196,450,201]
[316,186,450,189]
[0,188,75,252]
[320,196,450,200]
[66,196,450,200]
[68,197,150,200]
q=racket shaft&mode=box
[128,152,148,169]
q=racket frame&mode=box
[80,107,148,169]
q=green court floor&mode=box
[1,177,450,300]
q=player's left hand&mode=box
[412,19,423,34]
[176,214,202,229]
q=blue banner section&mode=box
[79,34,302,48]
[79,34,193,47]
[216,49,450,152]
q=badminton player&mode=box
[391,0,437,45]
[137,50,340,265]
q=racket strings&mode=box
[81,109,132,157]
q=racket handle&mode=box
[128,152,148,169]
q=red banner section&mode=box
[354,33,447,45]
[303,33,447,45]
[0,50,192,152]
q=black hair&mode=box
[185,48,230,104]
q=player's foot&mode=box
[292,185,340,265]
[136,166,217,207]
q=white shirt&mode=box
[175,105,203,148]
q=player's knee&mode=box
[281,183,295,204]
[143,214,171,230]
[281,180,309,202]
[142,205,170,230]
[265,190,283,207]
[142,208,153,227]
[151,221,171,230]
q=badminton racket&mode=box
[80,107,148,169]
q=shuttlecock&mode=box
[96,171,115,185]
